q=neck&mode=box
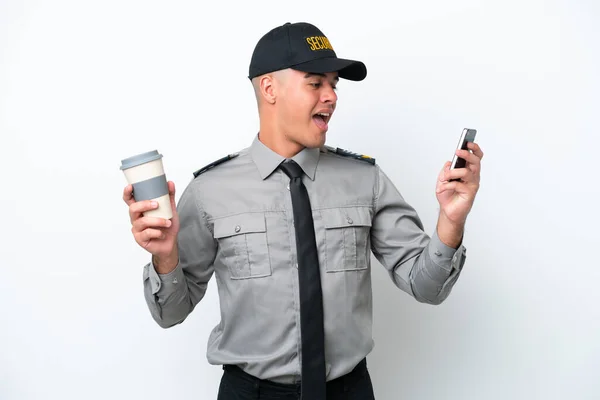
[258,117,304,159]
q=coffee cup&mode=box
[120,150,173,220]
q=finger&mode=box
[442,166,472,182]
[468,160,481,177]
[132,215,172,233]
[129,201,156,224]
[123,184,135,206]
[438,161,451,181]
[129,200,159,222]
[436,180,466,194]
[455,148,481,168]
[467,142,484,160]
[137,228,166,244]
[467,142,483,176]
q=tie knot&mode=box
[279,160,303,179]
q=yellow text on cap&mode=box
[306,36,334,51]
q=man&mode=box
[123,22,483,399]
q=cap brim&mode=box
[292,57,367,81]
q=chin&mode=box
[308,131,327,148]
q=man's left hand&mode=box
[435,141,484,225]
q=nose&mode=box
[321,83,337,104]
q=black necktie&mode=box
[279,160,326,400]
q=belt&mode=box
[222,358,368,395]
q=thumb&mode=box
[168,181,177,211]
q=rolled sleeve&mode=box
[428,229,467,273]
[142,179,217,328]
[371,165,468,305]
[144,258,185,295]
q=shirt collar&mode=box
[250,133,320,180]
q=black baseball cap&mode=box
[248,22,367,81]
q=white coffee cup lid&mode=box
[120,150,163,170]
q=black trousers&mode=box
[217,359,376,400]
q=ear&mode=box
[259,75,277,104]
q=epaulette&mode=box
[193,153,239,178]
[321,145,376,165]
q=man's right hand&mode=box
[123,181,180,274]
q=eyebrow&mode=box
[304,72,339,82]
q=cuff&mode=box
[143,257,184,295]
[428,230,467,273]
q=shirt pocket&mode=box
[213,212,272,280]
[321,206,372,272]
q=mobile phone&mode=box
[449,128,477,181]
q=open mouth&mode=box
[312,112,331,130]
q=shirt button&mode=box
[435,250,442,256]
[287,183,290,190]
[235,225,241,233]
[347,217,353,224]
[172,278,178,284]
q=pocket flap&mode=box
[213,213,266,238]
[321,207,372,229]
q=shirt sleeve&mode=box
[142,180,217,328]
[370,165,467,305]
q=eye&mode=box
[310,82,322,89]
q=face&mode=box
[274,69,339,149]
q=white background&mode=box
[1,0,599,399]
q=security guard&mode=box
[123,22,483,400]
